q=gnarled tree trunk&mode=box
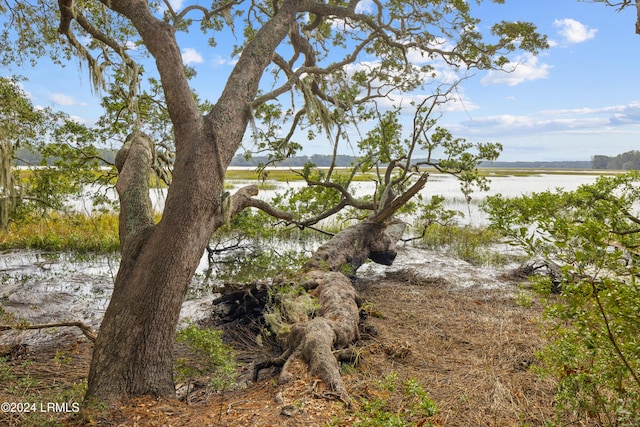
[261,220,406,404]
[84,0,300,403]
[87,131,220,399]
[86,136,287,401]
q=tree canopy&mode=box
[0,75,108,228]
[1,1,549,153]
[0,0,553,405]
[592,150,640,170]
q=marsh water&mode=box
[0,172,603,348]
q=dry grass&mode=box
[0,275,571,426]
[351,279,557,426]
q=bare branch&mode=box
[297,173,373,211]
[297,198,349,228]
[1,321,97,342]
[173,1,244,28]
[245,197,295,222]
[623,209,640,226]
[369,172,430,224]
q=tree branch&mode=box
[369,172,430,224]
[114,132,155,252]
[1,321,97,342]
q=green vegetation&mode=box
[483,172,640,426]
[0,212,120,253]
[407,194,507,265]
[592,150,640,170]
[2,160,609,257]
[0,76,113,230]
[0,212,120,252]
[175,322,237,392]
[327,372,438,427]
[416,224,507,265]
[225,167,376,183]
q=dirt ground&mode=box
[0,260,572,427]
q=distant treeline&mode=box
[592,151,640,170]
[15,149,354,168]
[16,147,638,170]
[479,160,592,169]
[15,147,116,166]
[234,156,597,169]
[230,154,356,167]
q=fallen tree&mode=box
[243,92,502,403]
[257,220,407,404]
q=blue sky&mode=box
[3,0,639,162]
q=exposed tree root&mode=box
[255,220,405,404]
[278,270,360,404]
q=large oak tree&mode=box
[0,0,557,403]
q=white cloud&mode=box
[355,0,375,14]
[541,102,640,125]
[452,101,640,140]
[68,115,94,125]
[541,102,640,116]
[481,54,551,86]
[181,48,204,65]
[168,0,185,9]
[49,93,87,106]
[462,114,606,133]
[211,54,238,67]
[554,18,597,44]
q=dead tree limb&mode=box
[0,321,97,342]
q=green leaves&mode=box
[0,75,116,228]
[358,109,405,168]
[175,322,237,390]
[484,172,640,424]
[491,21,549,56]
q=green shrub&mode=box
[484,172,640,425]
[175,322,237,391]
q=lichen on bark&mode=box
[259,220,406,404]
[114,132,156,256]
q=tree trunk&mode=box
[0,141,17,229]
[260,220,406,404]
[86,132,225,400]
[84,0,301,404]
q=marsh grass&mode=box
[6,167,575,256]
[415,224,507,265]
[0,213,120,252]
[225,168,376,182]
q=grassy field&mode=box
[0,213,120,253]
[225,166,618,181]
